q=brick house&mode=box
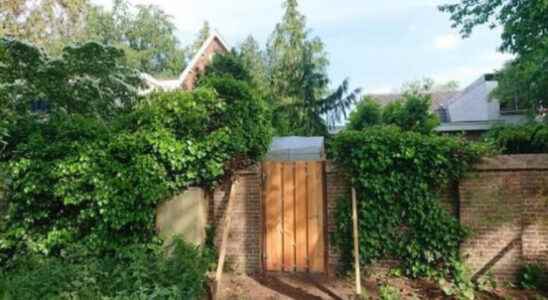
[140,31,229,93]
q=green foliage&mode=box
[0,239,211,299]
[187,21,211,60]
[330,127,487,279]
[439,0,548,116]
[0,85,271,259]
[0,0,91,56]
[438,260,476,300]
[348,96,382,130]
[491,50,548,118]
[382,93,440,134]
[379,284,401,300]
[484,123,548,154]
[348,93,439,134]
[200,50,252,83]
[0,38,271,297]
[264,0,360,136]
[239,35,269,93]
[0,38,142,120]
[86,0,187,77]
[439,0,547,55]
[517,264,548,292]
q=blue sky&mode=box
[91,0,512,93]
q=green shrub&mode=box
[330,126,488,278]
[0,239,211,299]
[347,96,383,130]
[379,284,401,300]
[0,39,271,298]
[517,264,548,291]
[348,92,439,134]
[484,122,548,154]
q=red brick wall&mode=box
[181,36,228,90]
[460,155,548,282]
[210,165,262,274]
[326,162,348,274]
[216,155,548,282]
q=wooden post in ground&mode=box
[352,187,362,296]
[214,177,239,298]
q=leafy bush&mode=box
[330,126,487,278]
[517,264,548,291]
[0,239,212,299]
[347,96,382,131]
[0,38,142,121]
[0,85,271,259]
[0,38,271,298]
[348,92,440,134]
[382,93,439,134]
[379,284,401,300]
[484,123,548,154]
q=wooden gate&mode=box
[262,161,326,273]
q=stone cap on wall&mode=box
[474,154,548,171]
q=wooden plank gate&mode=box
[262,161,327,273]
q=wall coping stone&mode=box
[473,154,548,171]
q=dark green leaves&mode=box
[0,38,142,120]
[439,0,548,116]
[484,123,548,154]
[0,73,272,260]
[331,127,487,278]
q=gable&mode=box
[181,35,228,90]
[139,31,229,94]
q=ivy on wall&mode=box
[329,126,488,278]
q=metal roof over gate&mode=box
[265,136,325,161]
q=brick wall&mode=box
[210,165,262,274]
[217,155,548,282]
[326,162,348,274]
[460,155,548,282]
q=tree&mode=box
[348,92,439,134]
[0,38,142,122]
[265,0,359,136]
[287,44,359,136]
[382,93,440,134]
[0,0,91,55]
[86,0,187,77]
[440,0,547,117]
[347,96,382,131]
[198,50,251,83]
[187,21,211,60]
[239,35,268,92]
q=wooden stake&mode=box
[214,177,239,298]
[352,187,362,296]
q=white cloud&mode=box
[433,33,460,50]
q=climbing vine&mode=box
[330,126,488,278]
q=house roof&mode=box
[140,30,230,93]
[368,91,458,111]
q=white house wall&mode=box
[447,77,499,122]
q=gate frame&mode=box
[260,160,329,274]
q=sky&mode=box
[91,0,512,93]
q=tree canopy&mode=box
[348,93,440,134]
[85,0,187,77]
[261,0,360,136]
[1,0,188,77]
[0,38,142,122]
[440,0,548,118]
[0,0,91,55]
